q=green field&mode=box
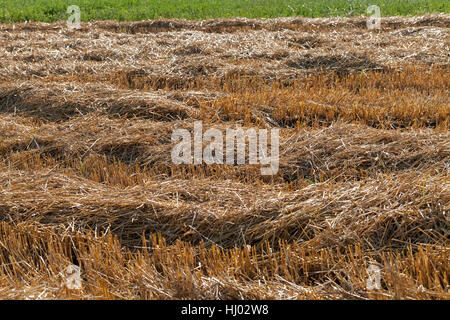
[0,0,448,23]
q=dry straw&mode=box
[0,15,448,299]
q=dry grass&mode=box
[0,222,448,299]
[0,15,449,299]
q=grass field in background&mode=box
[0,0,449,23]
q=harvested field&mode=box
[0,15,449,299]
